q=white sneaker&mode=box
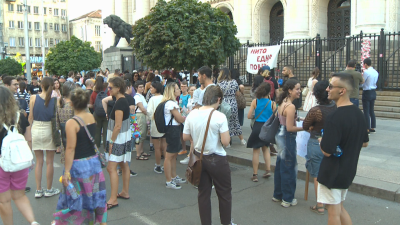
[44,188,61,197]
[272,197,282,202]
[173,175,187,184]
[180,157,189,164]
[226,144,231,148]
[35,189,44,198]
[166,181,181,189]
[281,199,298,208]
[241,139,247,145]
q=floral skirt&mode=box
[53,155,107,225]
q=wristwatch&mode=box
[109,140,114,144]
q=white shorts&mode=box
[317,182,348,205]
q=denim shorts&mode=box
[305,138,324,177]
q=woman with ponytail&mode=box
[29,77,61,199]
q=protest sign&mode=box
[246,45,281,74]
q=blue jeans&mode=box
[305,138,324,178]
[350,98,359,107]
[362,90,376,129]
[273,125,297,202]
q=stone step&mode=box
[359,105,400,113]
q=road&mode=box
[4,146,400,225]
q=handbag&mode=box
[259,106,280,144]
[185,109,215,187]
[51,97,61,147]
[302,86,309,97]
[73,116,107,168]
[236,91,246,109]
[251,99,271,128]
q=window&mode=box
[95,25,101,36]
[54,8,59,16]
[43,7,46,15]
[61,0,66,2]
[28,22,32,30]
[61,9,66,17]
[50,38,54,46]
[54,24,59,31]
[9,21,14,29]
[44,23,48,31]
[55,39,60,45]
[49,8,52,15]
[18,37,24,47]
[35,38,41,47]
[133,0,136,10]
[34,6,39,14]
[9,37,16,47]
[34,22,40,30]
[18,21,23,29]
[62,24,67,32]
[95,41,101,52]
[45,39,49,48]
[27,6,30,13]
[49,23,53,30]
[8,4,14,12]
[17,5,23,12]
[29,38,32,47]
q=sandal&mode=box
[251,174,258,182]
[141,152,151,157]
[107,203,119,210]
[136,155,149,160]
[310,205,325,215]
[117,193,130,200]
[262,170,271,178]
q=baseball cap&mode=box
[261,66,271,72]
[132,70,137,73]
[60,76,65,79]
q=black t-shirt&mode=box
[0,113,30,155]
[110,97,130,121]
[110,94,135,114]
[318,105,369,189]
[29,84,42,94]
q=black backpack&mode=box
[94,91,108,117]
[154,100,173,133]
[16,92,28,111]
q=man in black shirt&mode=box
[29,76,42,94]
[282,65,302,109]
[318,73,369,224]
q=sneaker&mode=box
[226,144,231,148]
[25,187,31,193]
[173,175,187,184]
[281,199,298,208]
[150,145,155,152]
[272,197,282,202]
[166,181,181,189]
[178,149,187,155]
[117,169,122,176]
[44,188,61,197]
[130,170,138,177]
[180,157,189,164]
[35,189,44,198]
[154,166,163,174]
[370,129,376,134]
[31,222,40,225]
[241,139,247,145]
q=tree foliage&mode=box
[131,0,241,70]
[0,57,22,75]
[46,36,102,75]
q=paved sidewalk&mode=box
[214,108,400,203]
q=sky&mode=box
[68,0,104,20]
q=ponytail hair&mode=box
[41,77,54,107]
[276,79,299,105]
[59,81,76,108]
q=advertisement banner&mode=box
[246,45,281,74]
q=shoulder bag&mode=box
[259,103,280,144]
[251,99,271,128]
[185,109,215,187]
[236,91,247,110]
[73,116,107,168]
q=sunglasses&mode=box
[328,84,343,90]
[108,86,114,90]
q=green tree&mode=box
[0,57,23,75]
[46,36,102,76]
[131,0,241,70]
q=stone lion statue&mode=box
[103,15,134,47]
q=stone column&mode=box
[136,0,150,22]
[235,0,252,43]
[284,0,310,40]
[102,0,115,50]
[115,0,129,47]
[354,0,386,34]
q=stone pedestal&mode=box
[102,47,134,72]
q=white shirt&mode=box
[187,98,195,111]
[196,83,215,106]
[147,95,164,137]
[134,93,147,112]
[362,67,379,90]
[164,100,180,126]
[183,108,229,156]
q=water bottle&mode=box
[321,129,342,157]
[179,99,183,108]
[59,176,79,199]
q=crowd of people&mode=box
[0,57,378,225]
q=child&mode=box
[178,81,190,155]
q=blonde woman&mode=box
[303,68,319,111]
[162,82,187,189]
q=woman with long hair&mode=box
[17,80,31,116]
[105,77,131,210]
[29,77,60,198]
[231,69,245,126]
[246,83,276,182]
[0,86,40,225]
[303,80,336,215]
[217,67,246,145]
[147,81,167,173]
[272,79,303,208]
[51,79,62,99]
[144,72,155,94]
[162,82,186,189]
[52,88,107,225]
[56,81,76,161]
[90,76,109,149]
[303,67,319,111]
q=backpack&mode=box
[154,100,173,133]
[16,92,28,111]
[94,91,108,117]
[264,77,276,100]
[0,113,33,172]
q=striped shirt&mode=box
[14,91,31,113]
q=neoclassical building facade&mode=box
[102,0,400,49]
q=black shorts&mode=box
[165,125,182,153]
[152,135,166,139]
